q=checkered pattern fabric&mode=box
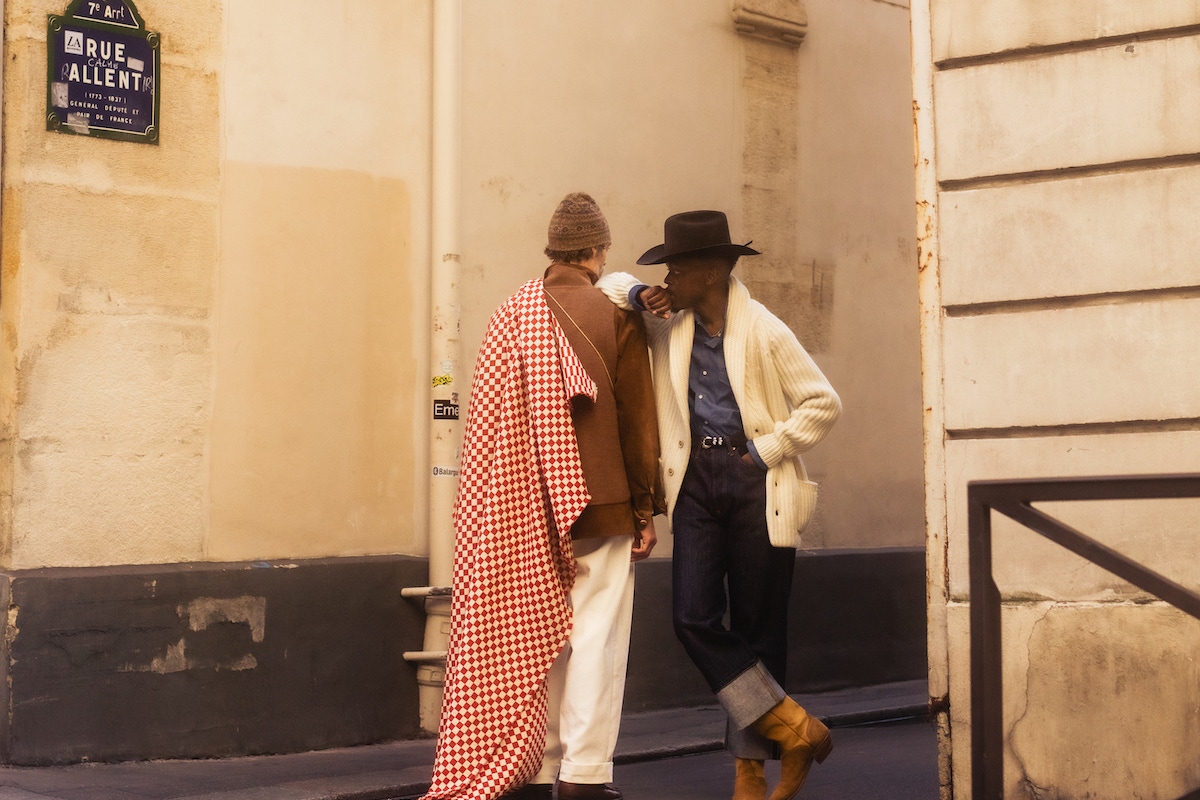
[423,279,596,800]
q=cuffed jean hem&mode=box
[726,716,776,760]
[715,660,786,730]
[558,761,615,784]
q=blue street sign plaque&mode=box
[46,0,160,144]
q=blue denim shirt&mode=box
[631,286,767,469]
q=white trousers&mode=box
[534,534,635,785]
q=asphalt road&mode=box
[613,720,938,800]
[398,720,939,800]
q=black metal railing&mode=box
[967,474,1200,800]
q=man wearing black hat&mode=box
[598,211,841,800]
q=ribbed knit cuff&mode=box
[752,431,783,468]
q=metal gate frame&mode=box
[967,474,1200,800]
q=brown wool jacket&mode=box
[542,262,666,539]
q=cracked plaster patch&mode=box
[1008,603,1200,798]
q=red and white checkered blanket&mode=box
[423,279,596,800]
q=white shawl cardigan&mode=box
[598,272,841,547]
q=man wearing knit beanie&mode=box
[424,193,662,800]
[545,191,611,255]
[597,211,841,800]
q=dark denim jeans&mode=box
[672,446,796,756]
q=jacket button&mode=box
[678,440,685,448]
[668,468,674,476]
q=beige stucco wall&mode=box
[456,0,747,561]
[211,0,432,562]
[795,0,921,548]
[457,0,744,348]
[915,0,1200,796]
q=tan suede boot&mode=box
[732,757,767,800]
[751,697,833,800]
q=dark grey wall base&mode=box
[787,547,928,692]
[0,547,926,764]
[0,556,428,766]
[624,547,927,712]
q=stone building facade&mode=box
[913,1,1200,797]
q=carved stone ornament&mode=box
[733,0,808,47]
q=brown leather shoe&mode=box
[555,781,623,799]
[497,783,553,800]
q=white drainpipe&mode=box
[413,0,463,735]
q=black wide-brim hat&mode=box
[636,210,761,265]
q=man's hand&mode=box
[637,285,672,319]
[741,452,767,470]
[631,518,658,561]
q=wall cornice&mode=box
[733,0,808,48]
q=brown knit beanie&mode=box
[547,192,611,251]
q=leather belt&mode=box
[696,434,748,452]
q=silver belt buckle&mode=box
[701,436,725,449]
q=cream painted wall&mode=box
[212,0,433,561]
[210,164,419,561]
[794,0,923,548]
[915,0,1200,795]
[458,0,744,357]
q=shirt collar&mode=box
[693,318,724,349]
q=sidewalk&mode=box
[0,680,928,800]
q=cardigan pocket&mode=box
[767,457,819,548]
[793,476,819,537]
